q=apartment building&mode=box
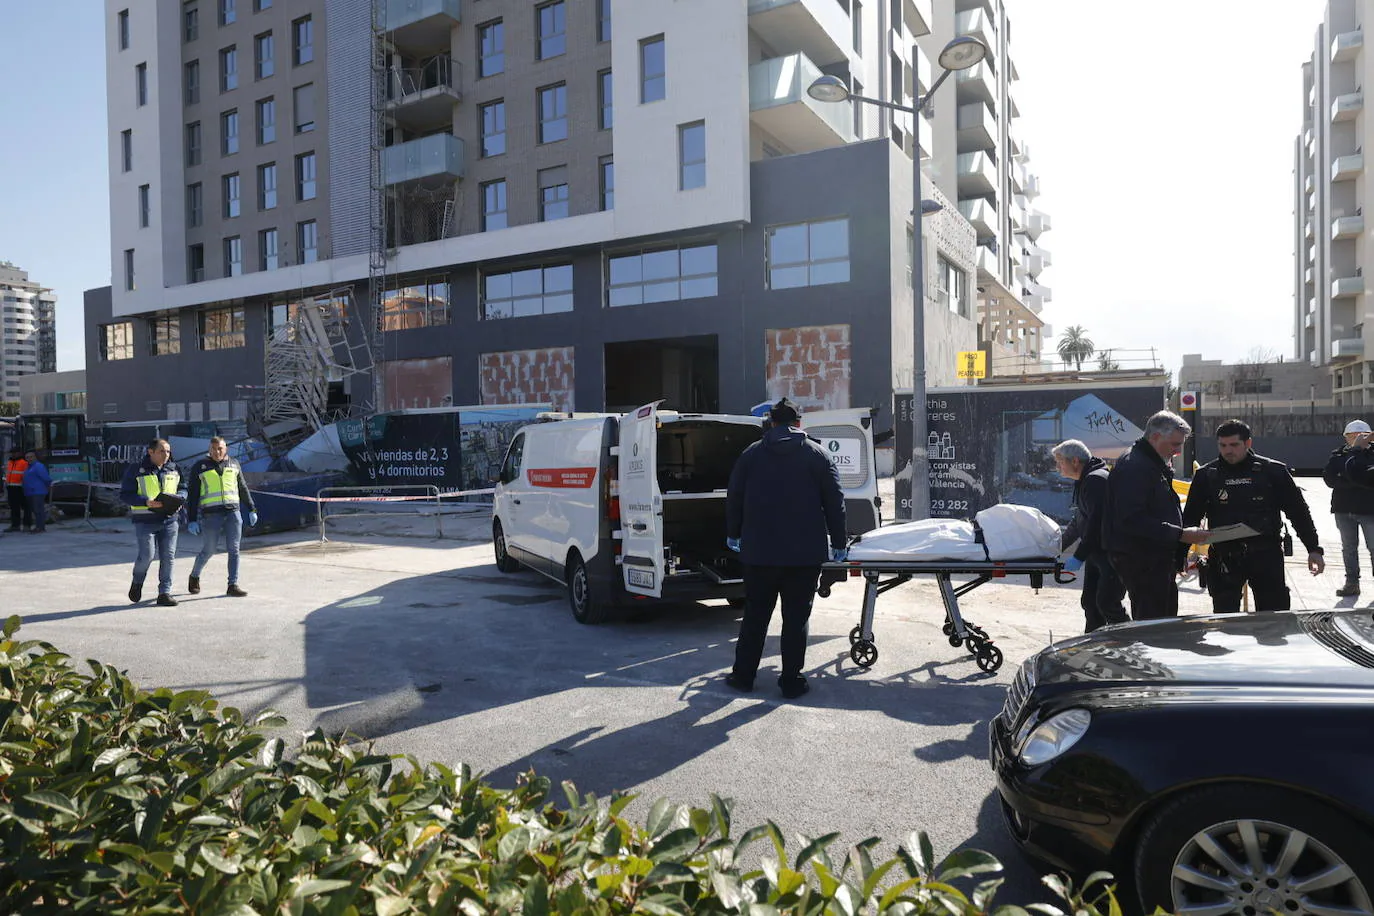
[91,0,1049,428]
[0,262,58,404]
[1295,0,1374,406]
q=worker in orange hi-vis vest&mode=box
[5,448,32,532]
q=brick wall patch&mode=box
[765,324,851,411]
[479,346,575,412]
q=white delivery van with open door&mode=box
[493,401,880,623]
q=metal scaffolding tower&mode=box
[367,0,392,415]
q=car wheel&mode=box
[567,551,611,624]
[493,520,520,573]
[1135,785,1374,916]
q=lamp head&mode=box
[937,36,987,71]
[806,75,851,104]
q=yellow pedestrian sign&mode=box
[957,350,986,379]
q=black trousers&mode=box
[1109,550,1179,621]
[6,485,31,529]
[732,565,821,682]
[1207,542,1290,612]
[1082,552,1128,632]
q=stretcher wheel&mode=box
[941,622,955,636]
[849,625,863,645]
[948,633,963,648]
[974,644,1003,673]
[818,586,832,599]
[850,640,878,669]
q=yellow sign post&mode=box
[956,350,986,380]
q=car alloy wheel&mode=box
[493,520,519,573]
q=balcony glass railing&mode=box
[748,52,854,142]
[383,133,465,184]
[385,0,461,32]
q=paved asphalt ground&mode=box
[0,478,1358,906]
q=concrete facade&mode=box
[1179,352,1335,413]
[0,262,58,404]
[18,370,88,415]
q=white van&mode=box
[491,400,880,623]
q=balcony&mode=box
[385,55,462,131]
[903,0,933,38]
[1305,173,1314,194]
[955,9,995,49]
[1306,266,1314,285]
[749,53,855,153]
[956,61,996,106]
[914,44,932,98]
[1333,215,1364,239]
[1024,173,1041,198]
[1027,210,1050,239]
[1334,337,1365,359]
[1026,254,1046,276]
[383,132,465,186]
[1333,91,1363,122]
[1333,276,1365,298]
[958,198,999,238]
[956,101,996,152]
[385,0,461,51]
[748,0,853,68]
[1334,153,1365,182]
[1022,293,1044,313]
[1332,29,1363,64]
[975,245,998,277]
[1009,203,1023,232]
[957,151,997,196]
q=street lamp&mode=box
[808,36,986,520]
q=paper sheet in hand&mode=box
[1204,523,1260,544]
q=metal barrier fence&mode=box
[316,485,445,543]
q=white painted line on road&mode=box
[585,646,701,679]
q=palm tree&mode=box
[1057,325,1095,371]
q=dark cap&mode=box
[769,398,800,425]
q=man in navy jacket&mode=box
[1053,439,1126,632]
[724,398,846,699]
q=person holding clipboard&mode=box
[120,438,186,606]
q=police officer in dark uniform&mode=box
[1180,419,1325,612]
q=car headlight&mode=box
[1016,708,1091,766]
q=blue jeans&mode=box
[192,509,242,585]
[27,494,46,531]
[133,518,179,595]
[1334,512,1374,581]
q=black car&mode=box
[990,609,1374,916]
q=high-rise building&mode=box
[1295,0,1370,405]
[91,0,1049,428]
[0,261,58,403]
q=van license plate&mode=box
[627,569,655,589]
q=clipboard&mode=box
[1204,523,1260,544]
[150,493,185,515]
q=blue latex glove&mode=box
[247,511,259,527]
[726,537,741,553]
[1062,556,1083,573]
[830,547,849,563]
[188,521,202,537]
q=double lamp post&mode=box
[806,36,987,520]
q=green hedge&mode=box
[0,616,1123,915]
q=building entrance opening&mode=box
[605,336,719,414]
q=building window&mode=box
[539,167,569,221]
[118,9,130,50]
[259,228,279,270]
[292,16,313,65]
[123,250,136,291]
[222,172,241,218]
[935,255,966,314]
[256,96,275,144]
[598,0,611,42]
[536,1,565,59]
[297,219,318,262]
[187,182,203,227]
[221,108,239,154]
[255,32,273,79]
[120,130,133,172]
[607,243,718,307]
[1233,378,1275,395]
[679,121,705,190]
[766,218,851,289]
[248,165,273,214]
[185,121,202,165]
[640,36,665,103]
[600,157,614,211]
[200,306,246,350]
[149,315,180,356]
[185,5,199,42]
[138,184,151,228]
[100,322,135,361]
[220,45,237,92]
[296,151,316,200]
[254,0,272,10]
[219,0,235,26]
[293,83,315,132]
[136,62,148,106]
[483,265,573,319]
[538,83,567,143]
[481,180,507,231]
[599,70,613,129]
[223,236,242,276]
[478,20,504,77]
[188,244,205,282]
[480,100,505,157]
[184,60,200,104]
[852,0,862,54]
[381,280,451,330]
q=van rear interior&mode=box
[656,419,762,584]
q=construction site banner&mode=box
[338,407,541,492]
[894,383,1166,522]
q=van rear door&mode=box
[618,402,664,598]
[803,407,881,534]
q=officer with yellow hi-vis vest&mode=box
[186,436,257,598]
[120,438,186,606]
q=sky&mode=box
[0,0,1334,377]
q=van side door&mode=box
[804,408,881,535]
[618,403,665,598]
[495,432,536,564]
